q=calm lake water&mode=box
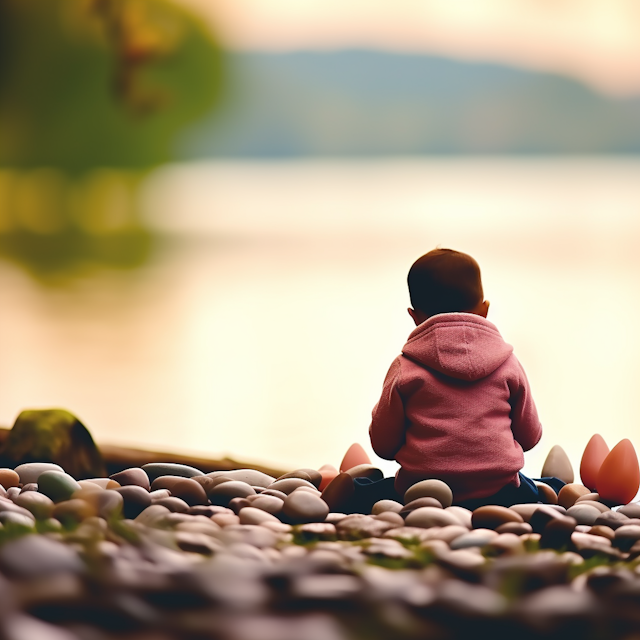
[1,158,640,479]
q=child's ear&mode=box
[408,308,424,326]
[479,300,490,318]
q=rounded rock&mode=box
[558,483,591,509]
[400,497,443,517]
[371,499,404,515]
[141,463,204,483]
[80,478,120,490]
[208,481,256,506]
[403,479,453,508]
[268,477,318,495]
[37,471,81,504]
[109,467,150,491]
[53,499,95,526]
[566,504,602,525]
[618,503,640,519]
[445,506,473,528]
[404,506,460,529]
[13,491,54,520]
[471,505,524,530]
[276,468,322,488]
[208,469,276,488]
[283,491,329,524]
[320,472,355,512]
[239,506,280,525]
[0,469,20,489]
[115,485,152,519]
[450,528,499,550]
[154,496,189,513]
[343,464,384,481]
[249,494,284,515]
[14,462,64,485]
[495,521,533,536]
[167,478,208,507]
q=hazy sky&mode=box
[178,0,640,96]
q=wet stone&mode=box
[404,479,453,508]
[14,462,64,485]
[115,485,152,519]
[141,462,204,482]
[109,467,150,491]
[37,471,81,504]
[403,506,461,529]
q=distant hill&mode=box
[178,50,640,157]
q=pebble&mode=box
[374,511,404,526]
[53,499,95,525]
[19,482,38,493]
[239,506,280,525]
[613,524,640,551]
[320,472,354,512]
[566,504,602,525]
[0,511,35,528]
[228,497,252,514]
[154,496,190,513]
[558,483,591,508]
[371,499,403,515]
[337,514,396,540]
[267,477,318,495]
[449,528,498,549]
[149,488,172,502]
[248,494,284,515]
[167,477,209,506]
[13,462,64,485]
[134,504,171,526]
[35,470,81,504]
[0,469,20,489]
[594,510,629,530]
[540,515,577,549]
[141,462,204,482]
[575,492,601,504]
[445,506,473,528]
[276,469,322,488]
[400,497,443,517]
[109,467,151,490]
[404,506,460,529]
[471,505,524,530]
[403,479,453,508]
[115,485,152,519]
[79,477,120,490]
[13,491,54,520]
[589,524,615,540]
[209,469,276,488]
[528,505,566,534]
[343,464,384,481]
[0,534,83,578]
[208,481,257,506]
[534,481,560,504]
[282,491,329,524]
[495,521,532,536]
[618,502,640,519]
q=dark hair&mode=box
[408,248,483,317]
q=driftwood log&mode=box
[0,426,289,479]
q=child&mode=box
[357,248,563,511]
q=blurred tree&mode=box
[0,0,225,276]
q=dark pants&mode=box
[350,472,566,514]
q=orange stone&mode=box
[596,439,640,505]
[580,434,610,491]
[318,465,339,491]
[339,443,371,472]
[0,469,20,489]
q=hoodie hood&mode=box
[402,313,513,381]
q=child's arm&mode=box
[509,359,542,451]
[369,358,407,460]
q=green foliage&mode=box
[0,0,225,173]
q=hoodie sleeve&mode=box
[508,357,542,452]
[369,358,407,460]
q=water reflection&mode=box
[0,169,152,278]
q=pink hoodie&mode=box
[369,312,542,502]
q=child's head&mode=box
[407,248,489,325]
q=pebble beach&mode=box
[0,456,640,640]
